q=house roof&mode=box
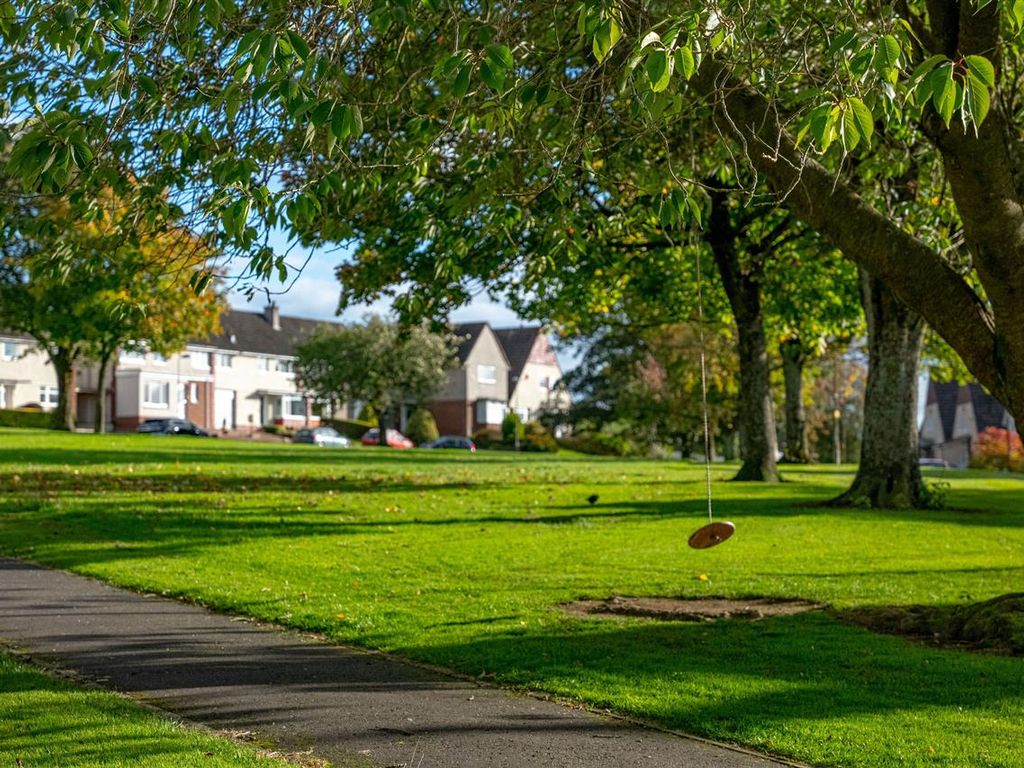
[967,383,1008,432]
[494,326,541,381]
[928,379,961,442]
[0,330,36,343]
[195,308,330,357]
[451,322,488,363]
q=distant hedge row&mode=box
[0,409,53,429]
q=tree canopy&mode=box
[3,1,1023,420]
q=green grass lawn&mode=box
[1,427,1022,767]
[0,652,294,767]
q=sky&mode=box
[226,236,523,327]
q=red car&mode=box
[360,428,414,449]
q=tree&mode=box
[4,2,1024,426]
[0,194,224,431]
[563,323,738,456]
[295,317,457,445]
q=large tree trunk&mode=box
[49,347,77,432]
[779,338,811,463]
[833,270,926,508]
[708,193,780,482]
[94,354,111,434]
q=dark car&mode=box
[137,418,210,436]
[425,436,477,452]
[293,426,350,447]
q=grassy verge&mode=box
[1,428,1023,767]
[0,651,301,767]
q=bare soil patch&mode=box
[562,596,824,622]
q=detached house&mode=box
[427,322,570,437]
[920,379,1017,467]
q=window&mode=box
[189,383,199,404]
[151,352,166,365]
[143,380,170,407]
[191,352,211,370]
[218,353,233,368]
[476,399,506,425]
[2,341,16,360]
[39,385,60,408]
[476,364,497,384]
[257,356,269,371]
[277,359,294,373]
[284,395,306,417]
[538,375,552,391]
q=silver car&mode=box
[293,426,351,447]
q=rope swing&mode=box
[686,242,735,550]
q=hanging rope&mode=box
[693,245,714,525]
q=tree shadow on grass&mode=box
[408,611,1024,752]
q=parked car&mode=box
[918,457,950,468]
[360,428,414,449]
[293,426,350,447]
[137,418,210,436]
[424,436,477,452]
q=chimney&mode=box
[264,302,281,331]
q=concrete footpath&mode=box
[0,558,791,768]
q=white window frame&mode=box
[218,353,233,368]
[476,364,497,385]
[277,359,295,373]
[257,356,269,372]
[191,352,211,370]
[143,380,170,408]
[283,395,305,418]
[476,399,506,425]
[1,341,17,360]
[39,385,60,408]
[151,352,167,366]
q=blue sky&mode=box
[226,239,523,327]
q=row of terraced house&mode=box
[0,304,569,436]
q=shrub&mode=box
[405,408,439,445]
[970,427,1023,472]
[557,431,639,457]
[357,403,377,423]
[521,421,558,453]
[262,424,295,437]
[501,411,524,445]
[323,418,374,440]
[472,428,499,449]
[0,408,54,429]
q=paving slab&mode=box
[0,558,794,768]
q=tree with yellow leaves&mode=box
[0,193,224,431]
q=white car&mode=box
[293,426,351,447]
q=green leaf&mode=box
[839,104,860,152]
[964,55,995,88]
[964,75,991,128]
[930,65,956,126]
[675,46,695,80]
[485,43,514,71]
[452,64,472,98]
[479,60,504,91]
[848,97,874,146]
[645,49,672,92]
[872,34,901,80]
[639,31,661,49]
[592,17,621,63]
[285,30,311,63]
